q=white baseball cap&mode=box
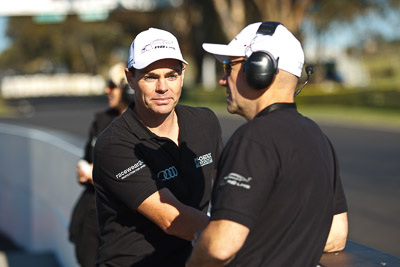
[127,28,188,69]
[202,22,304,77]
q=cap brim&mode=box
[202,43,245,62]
[133,56,188,69]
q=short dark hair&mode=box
[128,67,136,77]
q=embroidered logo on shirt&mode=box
[220,172,252,189]
[194,153,213,168]
[157,166,179,181]
[115,160,146,180]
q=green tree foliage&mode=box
[1,15,128,74]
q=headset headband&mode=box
[256,21,281,36]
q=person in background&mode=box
[187,21,348,267]
[69,62,133,267]
[92,27,222,267]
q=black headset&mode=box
[109,78,135,104]
[244,21,281,90]
[122,84,135,104]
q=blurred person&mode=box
[92,28,222,266]
[69,62,133,267]
[187,21,348,267]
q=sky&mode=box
[302,8,400,53]
[0,17,10,53]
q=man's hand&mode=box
[76,159,94,185]
[324,212,348,252]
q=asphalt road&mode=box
[1,96,399,257]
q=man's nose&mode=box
[156,78,168,92]
[219,75,228,87]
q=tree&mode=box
[212,0,246,40]
[168,0,225,84]
[210,0,400,41]
[210,0,313,41]
[0,14,133,74]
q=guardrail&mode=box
[0,123,84,267]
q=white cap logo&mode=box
[128,28,188,70]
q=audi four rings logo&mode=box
[157,166,178,181]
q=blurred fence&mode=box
[0,74,105,98]
[0,123,84,267]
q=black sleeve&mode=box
[84,109,119,163]
[94,136,164,211]
[83,119,98,163]
[329,139,348,214]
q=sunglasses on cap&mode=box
[107,80,118,89]
[223,59,245,76]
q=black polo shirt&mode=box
[93,102,222,267]
[211,103,347,267]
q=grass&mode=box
[298,104,400,131]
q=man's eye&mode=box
[167,74,179,80]
[143,76,157,81]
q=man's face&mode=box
[127,59,185,116]
[219,57,252,117]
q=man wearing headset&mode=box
[69,62,133,267]
[93,28,222,266]
[187,22,348,267]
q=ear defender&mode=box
[121,83,135,104]
[243,21,281,90]
[244,51,278,90]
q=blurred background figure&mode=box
[68,62,133,267]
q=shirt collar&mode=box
[123,102,184,141]
[255,102,297,118]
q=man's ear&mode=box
[125,68,135,90]
[180,65,186,88]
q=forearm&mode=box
[324,212,348,252]
[137,188,210,241]
[187,220,249,267]
[164,204,210,241]
[187,240,229,267]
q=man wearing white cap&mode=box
[93,28,222,266]
[187,22,348,267]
